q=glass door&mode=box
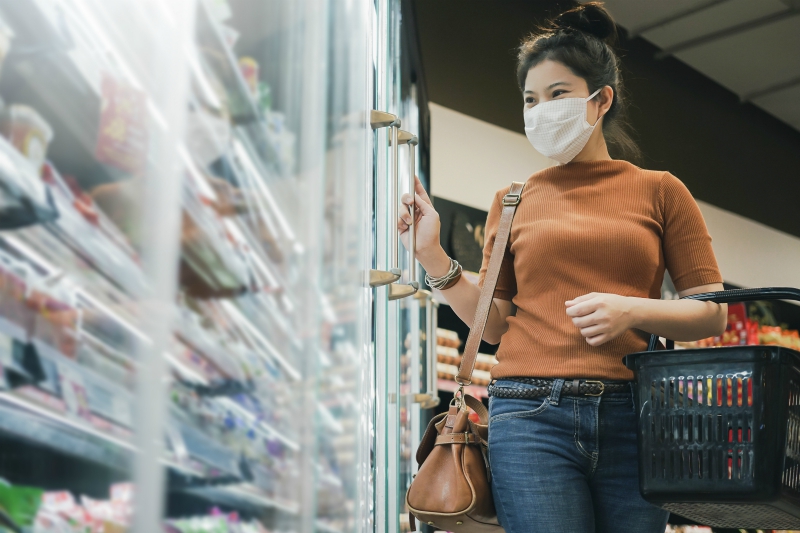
[0,0,376,531]
[0,0,191,532]
[370,1,435,531]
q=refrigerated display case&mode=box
[0,0,434,532]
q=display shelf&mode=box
[0,0,287,308]
[0,387,269,492]
[218,299,301,382]
[175,420,243,478]
[0,0,130,190]
[215,396,299,451]
[195,0,262,126]
[179,483,299,515]
[31,339,134,428]
[315,520,344,533]
[194,0,292,186]
[0,0,366,529]
[0,391,133,470]
[316,402,344,435]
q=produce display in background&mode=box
[677,302,800,350]
[435,327,496,387]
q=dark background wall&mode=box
[411,0,800,240]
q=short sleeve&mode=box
[477,189,517,300]
[660,172,723,292]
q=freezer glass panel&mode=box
[0,0,191,531]
[0,0,422,531]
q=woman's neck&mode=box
[571,124,612,162]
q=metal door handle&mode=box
[388,129,419,300]
[411,290,440,408]
[368,110,402,287]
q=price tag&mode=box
[58,363,91,422]
[0,334,15,369]
[0,335,13,389]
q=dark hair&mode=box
[517,2,641,163]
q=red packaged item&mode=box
[27,286,79,359]
[0,257,33,340]
[95,74,148,176]
[720,303,747,346]
[0,105,53,176]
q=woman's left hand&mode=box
[565,293,635,346]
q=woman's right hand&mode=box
[398,176,447,273]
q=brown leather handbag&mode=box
[406,181,525,533]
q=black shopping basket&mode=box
[624,287,800,530]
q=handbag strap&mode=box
[456,181,525,386]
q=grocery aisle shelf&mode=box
[0,391,133,469]
[180,483,299,515]
[0,389,268,491]
[31,339,135,428]
[315,520,344,533]
[219,300,301,382]
[195,0,293,192]
[4,0,279,306]
[216,397,300,452]
[316,402,344,434]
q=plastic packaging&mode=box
[0,105,53,176]
[0,483,44,526]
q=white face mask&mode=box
[524,88,603,164]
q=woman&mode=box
[398,3,727,533]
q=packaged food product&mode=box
[257,82,271,113]
[27,281,79,359]
[95,74,148,176]
[0,256,33,339]
[238,57,259,98]
[206,0,233,23]
[0,105,53,176]
[0,483,43,526]
[0,15,13,82]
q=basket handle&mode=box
[646,287,800,352]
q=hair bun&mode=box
[551,2,617,44]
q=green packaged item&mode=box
[257,82,271,113]
[0,483,43,526]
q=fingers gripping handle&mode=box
[456,181,525,385]
[646,287,800,351]
[387,129,419,300]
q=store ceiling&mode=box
[593,0,800,132]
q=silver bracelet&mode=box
[425,258,461,290]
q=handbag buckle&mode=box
[584,380,605,396]
[450,385,465,408]
[502,193,521,206]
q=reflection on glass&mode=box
[0,0,417,531]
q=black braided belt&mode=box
[488,377,630,398]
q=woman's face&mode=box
[523,59,610,126]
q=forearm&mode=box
[629,297,727,342]
[419,246,509,344]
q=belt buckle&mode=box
[584,380,605,396]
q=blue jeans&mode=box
[488,379,669,533]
